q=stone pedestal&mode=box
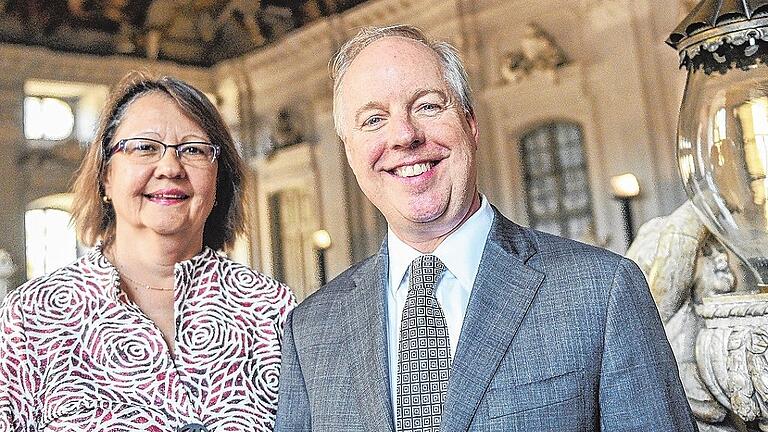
[627,202,768,432]
[695,294,768,431]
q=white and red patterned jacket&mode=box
[0,244,295,431]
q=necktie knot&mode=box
[409,255,446,297]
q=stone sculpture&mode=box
[501,23,568,83]
[628,202,768,431]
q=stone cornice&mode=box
[0,43,213,90]
[340,0,431,31]
[236,20,337,71]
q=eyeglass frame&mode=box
[106,137,221,165]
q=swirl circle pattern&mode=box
[0,246,295,431]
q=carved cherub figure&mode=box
[627,201,739,431]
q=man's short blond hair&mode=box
[330,25,474,140]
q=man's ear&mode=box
[340,136,353,161]
[466,110,479,144]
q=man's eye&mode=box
[419,103,442,113]
[362,116,383,128]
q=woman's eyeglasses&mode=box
[108,138,220,167]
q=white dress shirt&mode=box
[386,195,494,410]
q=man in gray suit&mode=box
[275,25,697,431]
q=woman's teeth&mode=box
[146,193,187,199]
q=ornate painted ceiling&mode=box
[0,0,367,67]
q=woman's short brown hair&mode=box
[71,71,248,251]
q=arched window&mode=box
[25,194,79,280]
[520,122,594,239]
[23,80,109,146]
[24,96,75,141]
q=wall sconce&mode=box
[610,173,640,247]
[311,229,332,286]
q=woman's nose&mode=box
[154,148,186,178]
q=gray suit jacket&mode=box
[275,209,697,431]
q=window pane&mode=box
[520,122,594,241]
[534,220,562,236]
[523,129,553,174]
[24,96,74,141]
[567,216,593,239]
[529,177,558,216]
[25,208,77,279]
[44,210,76,273]
[24,210,46,279]
[555,123,581,147]
[562,170,590,211]
[559,147,583,168]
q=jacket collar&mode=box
[342,209,543,432]
[342,240,396,432]
[442,208,544,431]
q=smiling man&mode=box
[275,25,697,432]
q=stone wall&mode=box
[211,0,691,297]
[0,0,693,296]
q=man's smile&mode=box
[391,161,437,177]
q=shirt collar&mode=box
[387,194,494,293]
[91,241,219,298]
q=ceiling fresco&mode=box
[0,0,367,66]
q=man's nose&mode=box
[390,114,425,149]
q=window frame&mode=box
[24,193,80,280]
[519,121,595,239]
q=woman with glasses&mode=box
[0,73,295,431]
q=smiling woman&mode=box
[0,72,295,431]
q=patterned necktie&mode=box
[396,254,451,432]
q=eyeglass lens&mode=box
[117,138,217,165]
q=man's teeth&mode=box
[394,162,433,178]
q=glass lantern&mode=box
[678,62,768,288]
[670,7,768,290]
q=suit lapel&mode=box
[342,245,395,432]
[441,212,544,432]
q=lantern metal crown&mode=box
[668,0,768,74]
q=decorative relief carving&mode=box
[501,23,568,83]
[628,201,768,431]
[270,107,306,151]
[245,105,313,159]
